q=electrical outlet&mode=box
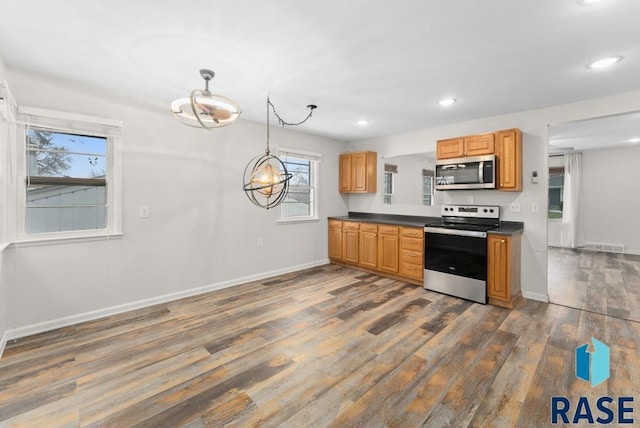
[257,237,264,247]
[531,202,539,213]
[140,206,150,218]
[509,202,521,213]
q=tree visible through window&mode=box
[280,155,316,219]
[26,127,108,233]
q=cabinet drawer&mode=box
[361,223,378,233]
[329,220,342,229]
[401,227,423,238]
[378,225,399,235]
[401,261,423,280]
[401,249,423,264]
[402,236,423,251]
[343,221,360,231]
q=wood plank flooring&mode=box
[1,264,639,427]
[548,247,640,321]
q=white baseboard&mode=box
[4,259,331,343]
[522,290,549,303]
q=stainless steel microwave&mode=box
[435,154,496,190]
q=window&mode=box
[15,107,122,240]
[383,164,397,204]
[422,169,434,206]
[278,149,320,221]
[26,127,107,233]
[549,166,564,219]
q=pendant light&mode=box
[171,69,240,129]
[242,95,317,209]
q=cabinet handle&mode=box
[501,239,506,243]
[407,253,416,257]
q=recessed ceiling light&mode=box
[578,0,606,5]
[356,120,370,126]
[629,137,640,143]
[439,98,456,107]
[586,56,623,69]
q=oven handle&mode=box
[423,226,487,238]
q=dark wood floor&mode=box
[548,246,640,322]
[1,264,639,427]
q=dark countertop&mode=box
[328,212,524,236]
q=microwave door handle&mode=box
[479,160,484,184]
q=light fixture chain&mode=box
[267,99,316,128]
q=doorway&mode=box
[547,112,640,322]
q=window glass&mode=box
[549,168,564,218]
[25,127,109,234]
[280,155,317,220]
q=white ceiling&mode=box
[549,110,640,152]
[0,0,639,142]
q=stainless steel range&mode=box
[423,204,500,304]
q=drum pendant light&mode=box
[171,69,240,129]
[242,95,317,209]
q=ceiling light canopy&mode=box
[439,98,456,107]
[578,0,607,5]
[171,69,240,129]
[357,120,370,126]
[629,137,640,143]
[586,56,623,69]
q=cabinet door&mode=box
[464,133,495,156]
[359,226,378,269]
[496,129,522,191]
[378,226,399,273]
[436,138,465,159]
[487,235,510,301]
[351,152,368,192]
[328,221,343,260]
[343,223,360,264]
[339,154,352,193]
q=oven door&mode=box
[424,227,488,303]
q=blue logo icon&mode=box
[576,337,610,387]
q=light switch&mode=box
[531,202,539,213]
[140,206,150,218]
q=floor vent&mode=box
[583,242,625,254]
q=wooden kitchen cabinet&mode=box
[487,233,521,308]
[359,223,378,269]
[342,222,360,264]
[436,133,495,159]
[399,227,424,281]
[328,220,343,261]
[495,128,522,192]
[378,225,399,273]
[339,151,377,193]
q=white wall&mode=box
[2,68,348,337]
[0,52,10,353]
[347,90,640,302]
[582,145,640,254]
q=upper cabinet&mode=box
[339,151,377,193]
[495,129,522,192]
[436,128,522,192]
[436,133,495,159]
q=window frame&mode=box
[383,171,394,204]
[14,107,122,244]
[277,148,321,224]
[422,174,434,206]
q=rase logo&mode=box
[575,337,610,387]
[551,337,635,425]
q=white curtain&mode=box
[561,152,585,248]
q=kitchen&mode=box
[1,0,640,426]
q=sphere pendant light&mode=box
[171,69,240,129]
[242,95,317,209]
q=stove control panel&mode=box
[441,204,500,219]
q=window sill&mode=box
[277,217,320,225]
[11,232,124,248]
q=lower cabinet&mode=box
[328,221,424,286]
[378,225,400,273]
[359,223,379,269]
[487,233,522,308]
[342,222,360,264]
